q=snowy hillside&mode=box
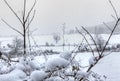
[92,52,120,81]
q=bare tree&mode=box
[53,34,60,44]
[2,0,36,55]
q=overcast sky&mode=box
[0,0,120,36]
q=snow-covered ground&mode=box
[30,52,120,81]
[0,51,119,80]
[0,34,120,52]
[92,52,120,81]
[0,34,120,81]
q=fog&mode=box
[0,0,120,36]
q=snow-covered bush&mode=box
[60,51,72,60]
[45,76,64,81]
[0,50,108,81]
[7,37,23,57]
[53,34,61,44]
[0,69,26,81]
[45,57,69,71]
[30,70,48,81]
[89,56,98,66]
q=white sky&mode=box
[0,0,120,36]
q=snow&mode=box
[0,34,120,46]
[42,52,120,81]
[1,54,9,61]
[23,52,119,81]
[0,52,120,81]
[45,76,64,81]
[0,66,10,74]
[30,70,48,81]
[29,60,40,71]
[75,71,87,80]
[60,51,72,60]
[15,63,26,72]
[0,69,26,81]
[92,52,120,81]
[45,57,69,71]
[1,34,120,52]
[89,56,97,65]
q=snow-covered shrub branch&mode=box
[76,1,120,80]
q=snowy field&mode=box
[0,34,120,47]
[0,34,120,52]
[0,34,120,81]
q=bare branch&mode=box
[80,19,120,81]
[25,0,36,23]
[103,51,113,57]
[70,37,86,63]
[81,26,101,56]
[26,10,36,30]
[101,18,120,56]
[109,0,119,19]
[80,1,120,81]
[29,10,36,25]
[111,14,117,21]
[1,19,23,36]
[23,0,26,22]
[3,0,23,24]
[27,18,32,55]
[76,27,95,56]
[103,22,112,31]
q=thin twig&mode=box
[109,0,119,19]
[81,26,101,56]
[103,22,112,31]
[103,51,113,57]
[3,0,23,24]
[25,0,36,23]
[100,18,120,56]
[26,10,36,31]
[27,17,32,55]
[70,37,85,63]
[1,19,23,36]
[76,27,95,56]
[111,14,117,21]
[80,19,120,81]
[23,0,26,22]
